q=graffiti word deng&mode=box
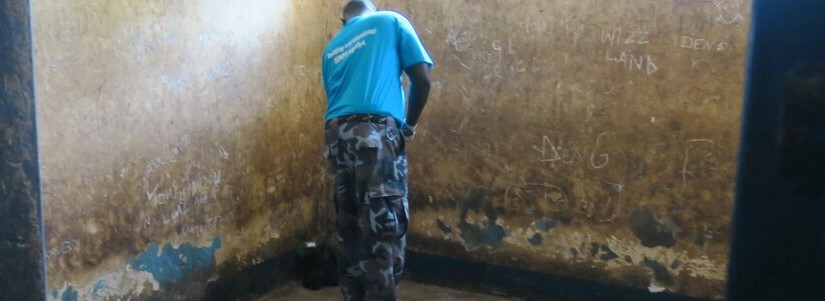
[533,132,614,169]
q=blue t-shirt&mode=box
[322,11,433,122]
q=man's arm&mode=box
[404,62,432,127]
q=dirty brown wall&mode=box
[32,0,750,299]
[373,0,750,299]
[33,1,335,300]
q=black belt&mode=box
[326,114,393,128]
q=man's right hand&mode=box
[404,62,431,130]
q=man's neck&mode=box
[346,11,372,24]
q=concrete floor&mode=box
[254,282,522,301]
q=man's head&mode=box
[342,0,376,24]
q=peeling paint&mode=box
[436,219,452,234]
[129,237,221,289]
[599,244,619,261]
[459,220,507,251]
[49,265,161,301]
[457,188,508,251]
[49,241,228,301]
[643,258,676,288]
[534,217,558,231]
[91,280,105,296]
[589,243,600,257]
[671,260,682,269]
[528,233,543,246]
[60,287,77,301]
[629,207,681,248]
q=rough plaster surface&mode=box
[371,0,750,299]
[33,0,337,299]
[31,0,749,299]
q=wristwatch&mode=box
[402,124,416,141]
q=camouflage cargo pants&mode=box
[324,114,409,301]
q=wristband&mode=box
[402,124,416,141]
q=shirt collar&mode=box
[345,13,371,26]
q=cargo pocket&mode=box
[367,124,407,198]
[365,195,409,239]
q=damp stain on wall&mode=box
[381,0,749,299]
[34,0,339,299]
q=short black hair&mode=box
[344,0,375,16]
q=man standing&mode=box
[321,1,432,300]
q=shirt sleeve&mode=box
[396,14,433,70]
[321,53,330,99]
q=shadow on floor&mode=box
[253,281,525,301]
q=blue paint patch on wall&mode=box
[535,217,558,231]
[60,286,77,301]
[459,221,507,251]
[528,233,543,246]
[92,279,106,296]
[456,187,508,251]
[52,288,58,298]
[129,237,222,289]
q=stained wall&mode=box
[373,0,750,299]
[31,0,751,300]
[33,1,335,300]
